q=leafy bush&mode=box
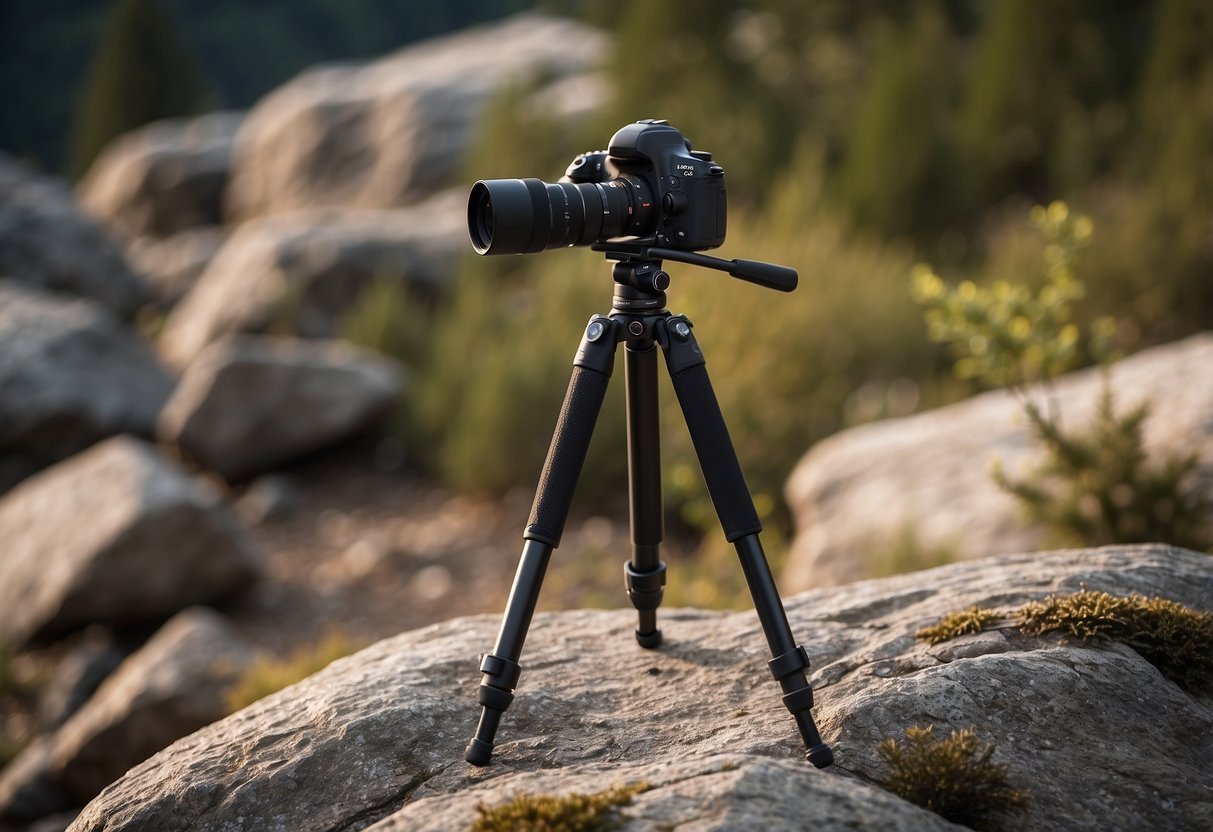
[471,783,648,832]
[877,725,1028,830]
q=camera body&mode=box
[565,119,726,250]
[468,120,727,256]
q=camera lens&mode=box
[467,177,652,256]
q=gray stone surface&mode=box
[157,335,403,480]
[0,608,253,818]
[0,282,175,492]
[0,154,149,318]
[77,112,243,240]
[157,190,463,367]
[784,333,1213,591]
[0,436,261,648]
[65,545,1213,832]
[225,13,606,221]
[124,227,225,309]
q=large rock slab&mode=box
[157,190,463,367]
[0,154,149,318]
[124,227,225,309]
[784,333,1213,591]
[225,13,606,221]
[0,608,254,819]
[157,335,403,481]
[77,112,243,240]
[0,282,175,492]
[0,436,260,648]
[66,545,1213,832]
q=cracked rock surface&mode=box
[68,545,1213,831]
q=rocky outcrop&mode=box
[225,13,606,221]
[0,282,175,492]
[0,608,253,820]
[0,436,260,648]
[0,154,149,318]
[66,545,1213,832]
[157,335,403,481]
[157,190,464,366]
[76,112,243,240]
[784,333,1213,591]
[124,227,225,309]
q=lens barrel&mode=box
[468,177,647,255]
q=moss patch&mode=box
[917,606,999,645]
[471,783,649,832]
[878,725,1028,830]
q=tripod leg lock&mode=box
[479,653,522,689]
[768,645,811,681]
[624,560,667,611]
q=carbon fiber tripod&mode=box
[464,245,833,769]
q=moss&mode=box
[225,632,360,713]
[917,606,999,645]
[1017,590,1213,691]
[471,783,649,832]
[877,725,1028,830]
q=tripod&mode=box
[465,244,833,769]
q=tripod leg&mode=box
[659,315,833,768]
[624,342,666,648]
[465,315,618,767]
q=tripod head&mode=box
[593,243,799,293]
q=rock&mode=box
[76,112,243,240]
[157,190,464,367]
[0,436,260,648]
[784,333,1213,591]
[225,13,606,221]
[65,545,1213,832]
[37,629,124,731]
[0,608,254,819]
[0,282,175,493]
[0,154,150,318]
[124,227,225,309]
[235,474,300,525]
[157,335,403,481]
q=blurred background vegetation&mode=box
[5,0,1211,587]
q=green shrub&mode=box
[877,725,1028,830]
[471,783,648,832]
[225,632,359,713]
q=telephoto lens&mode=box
[467,176,652,255]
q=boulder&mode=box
[784,333,1213,591]
[157,335,403,481]
[76,112,243,240]
[124,227,225,309]
[0,608,254,819]
[0,282,175,492]
[37,629,124,731]
[157,190,464,367]
[0,154,149,318]
[225,13,606,221]
[65,545,1213,832]
[0,436,260,648]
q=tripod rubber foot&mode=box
[805,743,834,768]
[464,738,494,767]
[635,628,662,648]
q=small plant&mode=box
[877,725,1028,830]
[912,202,1211,551]
[225,632,360,713]
[917,606,999,645]
[1018,590,1213,691]
[471,783,648,832]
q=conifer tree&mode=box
[69,0,209,180]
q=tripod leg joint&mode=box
[624,560,667,611]
[768,645,811,681]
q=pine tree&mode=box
[69,0,209,180]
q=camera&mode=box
[467,119,727,256]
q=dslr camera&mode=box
[468,119,727,256]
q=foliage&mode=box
[877,725,1028,830]
[917,606,998,646]
[1017,590,1213,691]
[68,0,210,179]
[991,387,1212,551]
[225,632,360,713]
[866,524,958,579]
[471,783,648,832]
